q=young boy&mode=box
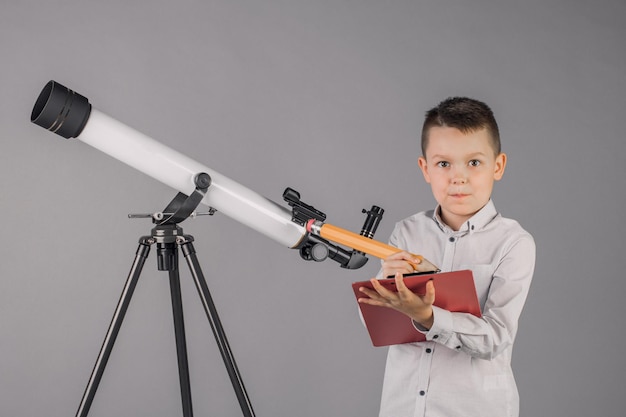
[358,97,535,417]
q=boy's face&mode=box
[418,126,507,231]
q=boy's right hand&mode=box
[382,251,427,277]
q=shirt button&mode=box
[419,390,426,396]
[425,348,432,353]
[433,335,439,339]
[448,237,455,242]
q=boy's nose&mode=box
[450,166,468,184]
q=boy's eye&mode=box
[469,159,481,167]
[436,161,450,168]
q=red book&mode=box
[352,270,482,347]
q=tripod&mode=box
[75,173,255,417]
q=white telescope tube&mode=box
[31,81,306,248]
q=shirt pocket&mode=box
[458,264,494,309]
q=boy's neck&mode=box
[440,214,469,231]
[437,201,491,232]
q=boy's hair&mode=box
[421,97,501,157]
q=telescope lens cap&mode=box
[31,80,91,139]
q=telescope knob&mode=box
[194,172,211,190]
[299,242,329,262]
[310,243,329,262]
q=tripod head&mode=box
[129,172,213,271]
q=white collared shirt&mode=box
[377,200,535,417]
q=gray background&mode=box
[1,0,624,416]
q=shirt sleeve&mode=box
[420,234,536,360]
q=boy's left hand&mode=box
[358,272,435,329]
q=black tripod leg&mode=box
[180,239,256,417]
[76,240,151,417]
[168,266,194,417]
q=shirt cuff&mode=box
[412,305,453,343]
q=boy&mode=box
[358,97,535,417]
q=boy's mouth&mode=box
[448,187,471,198]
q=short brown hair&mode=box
[421,97,501,157]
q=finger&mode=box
[384,259,415,268]
[385,250,410,261]
[359,281,395,303]
[358,286,382,300]
[393,272,414,302]
[387,250,423,265]
[370,278,397,299]
[382,260,416,277]
[357,296,389,307]
[394,271,409,292]
[407,258,423,271]
[423,280,436,305]
[386,256,423,275]
[394,252,422,269]
[358,284,391,306]
[416,257,439,272]
[394,272,424,305]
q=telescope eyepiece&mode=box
[360,205,384,239]
[31,80,91,139]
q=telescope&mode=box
[31,80,438,272]
[30,80,438,417]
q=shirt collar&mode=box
[431,200,498,235]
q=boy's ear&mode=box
[418,156,431,183]
[494,152,507,180]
